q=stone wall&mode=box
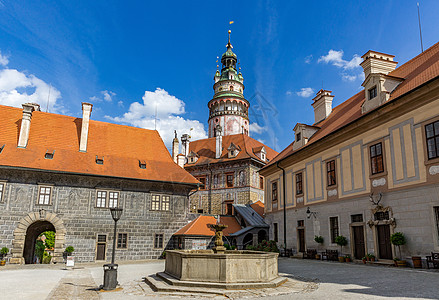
[0,169,192,263]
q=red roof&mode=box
[250,201,265,217]
[265,41,439,168]
[185,134,278,167]
[0,105,199,185]
[174,215,241,237]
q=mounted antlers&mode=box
[369,192,383,206]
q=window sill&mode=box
[424,157,439,166]
[326,184,338,190]
[369,171,387,180]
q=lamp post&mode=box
[102,207,123,291]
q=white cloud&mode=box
[117,100,124,108]
[342,74,357,82]
[296,87,314,98]
[285,90,293,96]
[0,68,61,111]
[107,88,207,148]
[102,90,115,102]
[0,50,8,66]
[318,50,362,70]
[304,55,313,64]
[250,122,267,135]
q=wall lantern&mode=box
[306,207,317,219]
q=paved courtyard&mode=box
[0,258,438,299]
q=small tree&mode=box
[335,235,348,255]
[65,246,75,254]
[390,232,406,259]
[314,236,324,251]
[0,247,9,260]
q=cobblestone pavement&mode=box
[1,258,438,299]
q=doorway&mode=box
[23,221,56,264]
[377,225,392,259]
[297,220,305,253]
[352,226,366,259]
[96,234,107,261]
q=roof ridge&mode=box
[389,41,439,76]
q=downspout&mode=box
[276,161,287,251]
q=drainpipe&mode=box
[276,161,287,251]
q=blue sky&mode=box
[0,0,438,152]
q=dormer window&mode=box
[96,156,104,165]
[368,86,377,100]
[139,160,146,169]
[0,144,5,154]
[296,132,301,141]
[227,142,240,158]
[187,151,199,164]
[45,149,55,159]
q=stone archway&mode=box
[10,210,66,264]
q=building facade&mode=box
[173,32,278,215]
[0,103,198,264]
[260,42,439,262]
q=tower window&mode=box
[230,86,234,91]
[369,86,377,100]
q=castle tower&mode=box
[208,30,250,138]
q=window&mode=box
[96,191,107,207]
[351,214,363,223]
[108,192,119,208]
[198,177,207,190]
[197,209,204,214]
[117,233,128,249]
[425,120,439,159]
[96,156,104,165]
[151,194,171,211]
[370,143,384,175]
[226,202,233,215]
[161,196,170,211]
[297,220,304,227]
[296,132,301,142]
[296,173,303,195]
[0,182,4,201]
[273,223,278,242]
[374,211,389,221]
[369,86,377,99]
[151,195,160,210]
[434,207,439,241]
[154,233,164,248]
[37,186,52,205]
[329,217,339,244]
[139,160,146,169]
[327,160,336,186]
[226,174,234,188]
[272,182,278,202]
[259,176,264,189]
[45,149,54,159]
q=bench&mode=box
[426,252,439,269]
[303,249,317,259]
[321,249,338,261]
[280,248,293,257]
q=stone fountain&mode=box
[146,223,286,292]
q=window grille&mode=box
[330,217,339,243]
[351,214,363,223]
[374,211,390,221]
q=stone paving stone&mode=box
[46,268,100,300]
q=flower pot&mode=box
[315,254,321,260]
[362,259,366,264]
[0,260,5,266]
[396,260,406,267]
[412,256,422,268]
[345,257,351,262]
[338,256,345,263]
[370,257,375,262]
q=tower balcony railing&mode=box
[212,91,247,100]
[209,110,249,119]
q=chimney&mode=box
[17,103,36,148]
[177,154,186,168]
[215,125,222,159]
[172,130,179,163]
[312,90,334,124]
[181,134,190,157]
[360,51,398,79]
[79,102,93,152]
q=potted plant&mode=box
[314,236,324,259]
[368,253,376,262]
[0,247,9,266]
[362,256,367,264]
[345,254,351,262]
[64,246,74,260]
[391,232,406,267]
[335,235,348,262]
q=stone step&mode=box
[144,274,225,295]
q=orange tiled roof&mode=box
[265,41,439,168]
[250,201,265,217]
[0,105,199,185]
[185,134,278,167]
[174,215,241,237]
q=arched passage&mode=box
[23,221,55,264]
[11,210,66,264]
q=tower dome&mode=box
[208,30,249,138]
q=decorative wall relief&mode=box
[328,189,337,197]
[372,178,386,187]
[297,197,304,203]
[429,165,439,175]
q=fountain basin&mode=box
[165,250,279,283]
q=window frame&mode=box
[95,190,120,209]
[295,172,303,195]
[271,181,278,202]
[369,142,385,175]
[368,86,377,100]
[425,120,439,160]
[150,194,172,212]
[154,233,164,249]
[273,223,278,243]
[117,233,128,249]
[37,185,53,206]
[0,181,5,202]
[326,159,337,187]
[226,173,234,188]
[197,176,207,190]
[259,176,264,189]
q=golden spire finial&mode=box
[228,30,231,44]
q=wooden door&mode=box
[96,243,106,260]
[298,229,305,253]
[377,225,392,259]
[352,226,365,259]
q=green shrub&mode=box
[335,235,348,254]
[0,247,9,255]
[42,251,52,264]
[314,236,324,244]
[65,246,75,254]
[35,240,45,262]
[390,232,406,258]
[40,231,55,249]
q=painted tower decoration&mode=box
[208,30,249,138]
